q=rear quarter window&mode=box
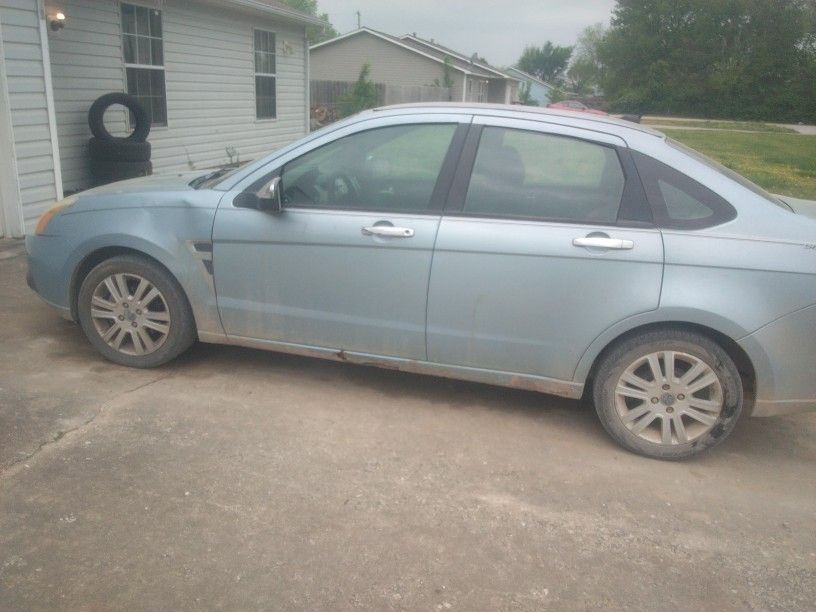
[633,151,737,230]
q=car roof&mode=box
[372,102,666,140]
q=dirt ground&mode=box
[1,238,815,611]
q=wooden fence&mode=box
[310,80,452,128]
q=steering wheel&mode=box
[327,172,359,205]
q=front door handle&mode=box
[362,226,415,238]
[573,236,634,250]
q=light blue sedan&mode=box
[26,104,816,459]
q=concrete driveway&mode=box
[1,239,815,610]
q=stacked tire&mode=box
[88,92,152,186]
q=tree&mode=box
[338,64,380,116]
[280,0,338,44]
[566,24,606,96]
[598,0,816,121]
[517,42,573,83]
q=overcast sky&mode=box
[315,0,617,66]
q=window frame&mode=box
[241,122,470,216]
[254,29,277,121]
[632,151,738,230]
[120,1,167,128]
[444,123,654,228]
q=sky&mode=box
[315,0,617,67]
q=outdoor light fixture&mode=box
[50,11,66,31]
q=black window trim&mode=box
[443,124,654,228]
[631,150,738,231]
[237,122,471,216]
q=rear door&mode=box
[427,117,664,382]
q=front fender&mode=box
[29,206,223,338]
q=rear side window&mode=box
[633,152,736,229]
[463,127,626,224]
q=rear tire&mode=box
[592,329,743,460]
[77,255,196,368]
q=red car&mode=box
[547,100,608,116]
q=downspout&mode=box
[304,32,310,134]
[38,0,63,200]
[461,74,467,102]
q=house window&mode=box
[122,3,167,126]
[254,30,276,119]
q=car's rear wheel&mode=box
[592,330,743,460]
[77,255,195,368]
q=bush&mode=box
[338,64,380,117]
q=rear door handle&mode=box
[362,226,415,238]
[573,236,634,250]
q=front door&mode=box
[212,119,467,360]
[427,119,664,382]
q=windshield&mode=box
[666,138,792,211]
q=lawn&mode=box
[643,118,796,133]
[661,129,816,200]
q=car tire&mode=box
[90,159,152,185]
[88,92,151,143]
[592,329,743,460]
[77,255,196,368]
[89,137,151,162]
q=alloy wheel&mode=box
[90,273,171,356]
[614,351,724,446]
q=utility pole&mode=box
[356,11,361,29]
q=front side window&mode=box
[122,3,167,126]
[255,30,276,119]
[280,124,457,213]
[463,127,626,224]
[632,151,737,229]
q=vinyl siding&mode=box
[310,31,465,101]
[0,0,59,235]
[45,0,308,192]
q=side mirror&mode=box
[233,176,283,214]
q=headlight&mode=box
[35,196,79,235]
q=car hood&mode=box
[78,172,203,196]
[67,172,221,213]
[777,195,816,220]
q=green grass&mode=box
[644,118,796,133]
[662,129,816,200]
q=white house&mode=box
[0,0,322,238]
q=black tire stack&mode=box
[88,92,152,186]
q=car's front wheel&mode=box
[592,330,744,460]
[77,255,196,368]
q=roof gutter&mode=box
[224,0,329,27]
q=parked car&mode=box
[547,100,609,115]
[26,103,816,460]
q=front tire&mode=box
[77,255,196,368]
[592,330,743,460]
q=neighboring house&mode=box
[309,28,519,106]
[0,0,323,238]
[504,67,560,106]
